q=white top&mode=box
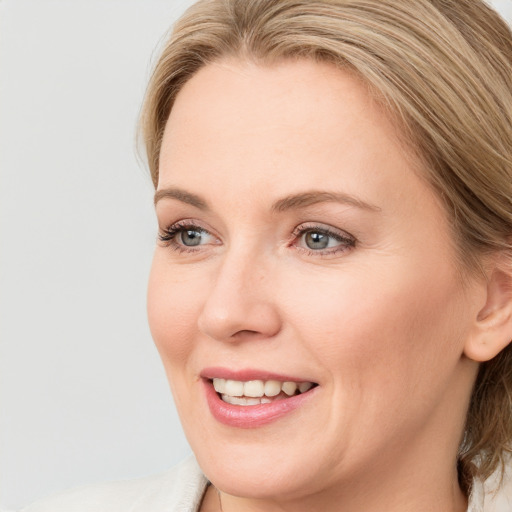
[18,457,208,512]
[11,456,512,512]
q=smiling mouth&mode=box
[211,378,318,406]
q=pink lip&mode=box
[200,368,318,429]
[200,367,314,383]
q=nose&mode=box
[197,249,281,343]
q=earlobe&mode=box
[464,260,512,362]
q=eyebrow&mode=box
[154,187,380,213]
[154,187,209,210]
[271,191,381,213]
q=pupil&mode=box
[306,231,328,249]
[182,229,202,246]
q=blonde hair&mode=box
[140,0,512,490]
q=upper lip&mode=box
[200,367,317,384]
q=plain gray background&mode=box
[1,0,511,509]
[0,1,197,508]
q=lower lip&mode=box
[203,379,318,428]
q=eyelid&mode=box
[158,218,214,236]
[291,222,355,241]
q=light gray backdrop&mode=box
[1,0,511,509]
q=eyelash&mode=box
[158,221,356,256]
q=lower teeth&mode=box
[221,394,287,406]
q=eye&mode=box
[303,231,337,250]
[158,220,218,251]
[292,224,355,256]
[178,228,206,247]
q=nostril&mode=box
[197,285,282,342]
[229,329,265,342]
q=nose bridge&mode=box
[197,241,280,341]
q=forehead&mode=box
[161,59,417,180]
[164,59,391,145]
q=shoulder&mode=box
[19,456,208,512]
[468,468,512,512]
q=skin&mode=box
[147,58,487,512]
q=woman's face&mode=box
[148,59,480,503]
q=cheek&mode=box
[147,254,203,366]
[282,257,467,391]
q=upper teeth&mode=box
[213,378,314,398]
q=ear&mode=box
[464,256,512,362]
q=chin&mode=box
[182,411,340,500]
[196,446,324,499]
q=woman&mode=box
[22,0,512,511]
